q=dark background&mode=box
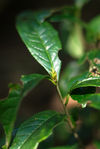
[0,0,100,120]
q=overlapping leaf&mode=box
[68,72,100,102]
[16,12,62,80]
[10,111,65,149]
[0,74,46,148]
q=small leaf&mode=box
[10,111,65,149]
[16,11,62,81]
[0,74,46,148]
[86,16,100,42]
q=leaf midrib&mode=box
[19,112,58,149]
[70,77,100,91]
[32,22,54,73]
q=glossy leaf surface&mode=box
[16,12,62,80]
[0,74,46,148]
[66,72,100,103]
[10,111,65,149]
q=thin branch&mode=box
[56,83,84,149]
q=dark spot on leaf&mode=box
[70,86,96,95]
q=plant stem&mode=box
[56,83,84,149]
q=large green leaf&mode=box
[16,12,62,81]
[10,111,65,149]
[86,16,100,42]
[0,74,46,148]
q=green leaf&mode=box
[86,16,100,42]
[0,84,22,148]
[10,111,65,149]
[49,144,77,149]
[0,74,46,148]
[18,10,53,24]
[21,73,47,97]
[16,12,62,81]
[67,72,100,103]
[66,24,84,59]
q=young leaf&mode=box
[10,110,65,149]
[0,74,46,148]
[16,12,62,81]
